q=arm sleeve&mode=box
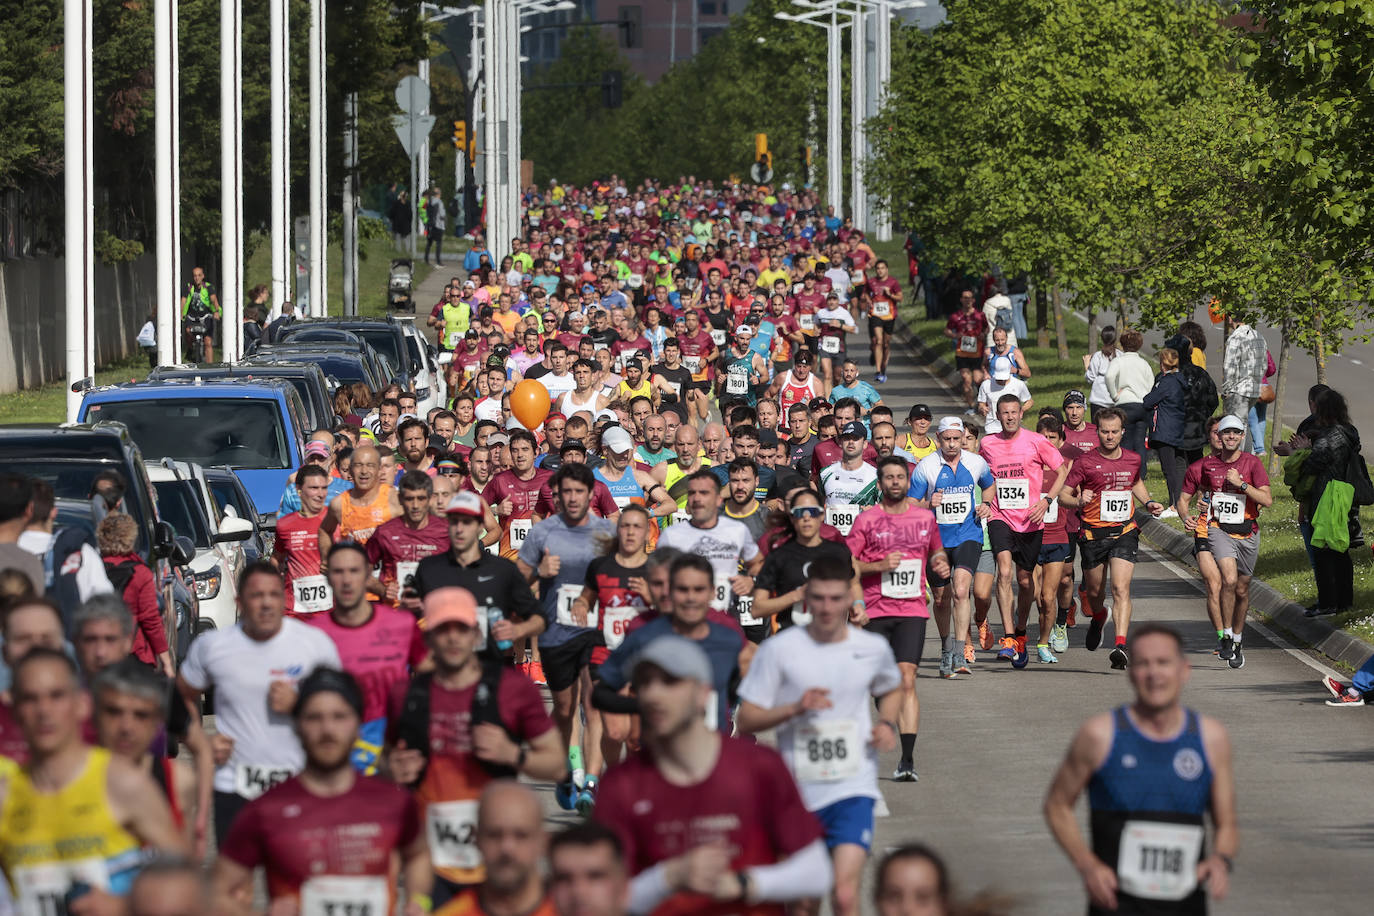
[592,680,641,714]
[626,864,674,916]
[747,839,833,903]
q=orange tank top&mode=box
[339,486,394,544]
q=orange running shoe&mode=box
[996,636,1018,660]
[528,660,547,687]
[959,643,975,673]
[1015,634,1027,656]
[1066,599,1077,628]
[978,620,995,650]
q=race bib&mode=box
[12,860,110,916]
[710,328,727,346]
[293,575,333,614]
[628,272,644,288]
[934,491,972,524]
[1211,491,1245,525]
[427,800,481,870]
[395,561,419,591]
[683,355,703,373]
[509,517,533,549]
[235,763,293,800]
[793,719,862,783]
[826,504,860,535]
[871,300,892,318]
[959,335,978,354]
[447,330,462,348]
[671,509,691,525]
[995,478,1030,510]
[1100,490,1133,524]
[704,689,719,732]
[726,368,749,395]
[668,381,682,400]
[790,600,813,626]
[799,313,816,331]
[736,593,761,627]
[300,876,389,916]
[602,605,639,650]
[1117,821,1204,901]
[820,335,841,355]
[1043,497,1059,524]
[710,573,732,612]
[554,584,596,628]
[881,559,924,599]
[612,495,633,510]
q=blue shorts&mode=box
[814,796,876,851]
[1037,541,1073,565]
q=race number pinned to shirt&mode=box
[671,509,691,525]
[555,584,596,628]
[12,859,110,916]
[726,368,750,395]
[935,491,972,525]
[819,335,842,355]
[799,313,816,332]
[293,575,333,614]
[395,561,419,591]
[736,593,761,627]
[881,559,924,599]
[447,330,463,349]
[235,763,294,800]
[710,573,733,612]
[509,518,533,549]
[1211,491,1245,526]
[791,600,813,626]
[710,328,728,347]
[427,800,481,870]
[300,876,390,916]
[871,300,892,318]
[826,504,861,536]
[1116,821,1204,902]
[994,478,1031,510]
[793,719,862,783]
[1043,496,1059,524]
[601,605,639,650]
[959,335,978,355]
[682,355,703,374]
[1100,491,1133,524]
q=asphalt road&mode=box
[526,318,1374,915]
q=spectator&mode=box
[1107,329,1155,465]
[1083,326,1119,421]
[1221,322,1267,447]
[97,513,173,676]
[1323,654,1374,707]
[137,313,157,368]
[265,300,296,343]
[424,186,447,266]
[18,478,113,631]
[1250,347,1277,457]
[1276,383,1333,571]
[1177,319,1209,369]
[1292,389,1362,616]
[0,473,45,594]
[242,305,263,352]
[1143,348,1189,513]
[982,283,1015,347]
[389,189,411,248]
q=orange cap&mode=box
[423,587,478,629]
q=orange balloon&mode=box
[511,379,552,430]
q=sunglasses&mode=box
[790,505,823,519]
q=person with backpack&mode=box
[982,283,1016,348]
[1143,348,1191,513]
[16,479,113,634]
[97,513,173,677]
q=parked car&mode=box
[77,378,309,515]
[396,315,447,412]
[248,341,388,393]
[147,362,337,431]
[281,317,447,412]
[202,466,270,562]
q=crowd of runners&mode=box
[14,176,1356,916]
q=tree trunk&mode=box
[1268,317,1291,476]
[1052,270,1070,361]
[1087,306,1098,356]
[1313,308,1327,384]
[1035,277,1049,348]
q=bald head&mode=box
[478,781,546,895]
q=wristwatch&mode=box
[1239,481,1249,491]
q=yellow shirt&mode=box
[617,379,653,403]
[1191,350,1206,370]
[902,434,938,462]
[757,268,790,290]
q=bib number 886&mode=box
[806,737,848,763]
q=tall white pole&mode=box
[826,12,843,221]
[483,0,504,251]
[155,0,179,367]
[64,0,94,421]
[670,0,677,63]
[873,0,891,240]
[270,0,288,312]
[850,6,866,232]
[221,0,244,361]
[507,1,521,250]
[343,93,357,316]
[308,0,325,316]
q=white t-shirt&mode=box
[657,517,761,611]
[819,461,878,506]
[473,396,503,424]
[977,377,1032,411]
[738,624,901,810]
[541,372,576,403]
[815,307,856,330]
[824,268,852,301]
[180,618,342,795]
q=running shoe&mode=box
[1109,646,1129,669]
[1228,645,1245,669]
[963,643,977,668]
[554,777,579,811]
[978,620,996,650]
[1085,615,1106,651]
[1012,645,1030,669]
[1066,599,1077,628]
[876,372,887,383]
[1049,623,1069,654]
[528,660,547,686]
[1217,636,1234,661]
[997,636,1018,660]
[1322,675,1347,698]
[1015,634,1027,656]
[892,762,919,782]
[1038,645,1059,664]
[1326,692,1365,707]
[938,650,955,679]
[575,776,598,816]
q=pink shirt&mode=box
[979,429,1065,533]
[846,503,943,619]
[306,603,427,722]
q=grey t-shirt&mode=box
[0,543,45,595]
[519,512,615,648]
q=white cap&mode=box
[601,426,634,454]
[992,357,1013,381]
[1217,414,1246,433]
[735,325,754,338]
[938,417,964,434]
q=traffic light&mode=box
[618,6,641,48]
[452,120,466,150]
[755,133,772,173]
[602,70,624,109]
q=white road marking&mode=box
[1143,543,1343,681]
[1350,358,1363,366]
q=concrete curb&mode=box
[894,305,1374,671]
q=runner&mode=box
[434,782,557,916]
[1177,418,1226,656]
[560,359,610,418]
[819,422,879,536]
[979,395,1069,668]
[1062,390,1099,455]
[848,456,951,782]
[657,470,762,624]
[274,464,332,615]
[366,470,452,608]
[766,351,827,420]
[483,429,554,560]
[593,634,833,914]
[1176,414,1272,670]
[592,426,676,528]
[829,360,884,418]
[649,339,695,420]
[909,417,994,678]
[517,463,617,811]
[318,443,401,552]
[677,311,719,425]
[720,327,769,408]
[214,668,432,915]
[1034,415,1073,662]
[548,822,631,916]
[737,554,902,916]
[752,489,857,632]
[1044,623,1236,916]
[815,294,857,386]
[1059,407,1165,669]
[710,426,777,503]
[385,587,564,905]
[860,259,901,383]
[176,561,342,846]
[944,290,989,411]
[900,404,938,463]
[0,648,186,912]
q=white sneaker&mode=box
[1156,507,1179,519]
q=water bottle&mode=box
[487,606,513,651]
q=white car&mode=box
[146,460,254,632]
[397,315,447,413]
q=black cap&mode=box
[808,396,831,412]
[1063,389,1087,407]
[293,667,364,720]
[908,403,932,419]
[758,429,780,447]
[559,438,588,455]
[839,420,868,439]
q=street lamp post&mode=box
[309,0,326,316]
[155,0,181,366]
[221,0,244,360]
[270,0,289,313]
[775,7,851,221]
[64,0,94,421]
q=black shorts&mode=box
[868,318,895,334]
[1079,528,1140,570]
[987,520,1043,572]
[540,629,603,693]
[865,615,928,666]
[690,380,712,393]
[955,356,983,372]
[213,790,250,849]
[927,539,981,586]
[1037,540,1073,565]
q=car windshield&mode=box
[153,480,212,548]
[85,398,290,470]
[3,460,150,554]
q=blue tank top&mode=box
[595,466,644,510]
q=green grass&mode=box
[894,274,1374,649]
[0,354,154,425]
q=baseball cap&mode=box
[595,408,620,425]
[487,431,510,447]
[1217,414,1246,433]
[908,404,933,420]
[560,438,587,455]
[839,420,867,440]
[304,440,331,458]
[992,357,1012,381]
[422,587,478,629]
[628,634,713,684]
[465,329,480,339]
[758,428,780,448]
[735,324,753,338]
[444,491,484,518]
[938,417,964,434]
[808,397,831,412]
[1063,389,1087,407]
[602,426,634,454]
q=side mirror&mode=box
[153,520,176,558]
[258,513,277,532]
[437,351,454,365]
[171,535,196,567]
[214,516,254,543]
